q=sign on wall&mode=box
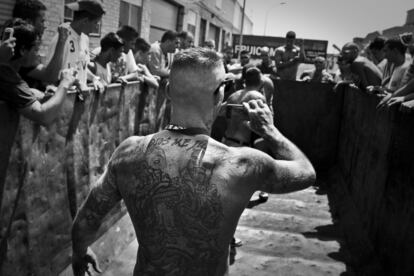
[232,34,328,63]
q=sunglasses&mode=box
[214,79,233,95]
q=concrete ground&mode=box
[101,187,353,276]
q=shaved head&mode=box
[170,48,225,109]
[241,90,266,104]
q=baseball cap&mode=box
[65,0,105,17]
[286,31,296,39]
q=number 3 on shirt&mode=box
[69,40,75,53]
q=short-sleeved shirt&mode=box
[91,47,139,82]
[147,41,168,77]
[45,23,90,88]
[0,64,36,109]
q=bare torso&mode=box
[113,131,257,275]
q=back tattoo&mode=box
[124,134,225,275]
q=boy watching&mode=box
[88,32,124,85]
[45,0,105,91]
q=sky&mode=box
[246,0,414,53]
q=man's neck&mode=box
[95,53,110,67]
[170,110,212,134]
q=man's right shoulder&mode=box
[111,135,152,167]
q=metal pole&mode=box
[238,0,246,59]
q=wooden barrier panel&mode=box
[0,82,163,275]
[336,87,414,275]
[273,80,343,171]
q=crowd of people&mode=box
[0,0,413,275]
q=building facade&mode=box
[354,8,414,48]
[0,0,253,54]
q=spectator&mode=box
[177,31,194,50]
[91,25,141,83]
[71,47,315,276]
[203,39,216,50]
[340,42,382,90]
[0,20,77,126]
[12,0,46,37]
[275,31,305,80]
[232,50,252,90]
[382,36,411,92]
[239,50,251,67]
[222,46,234,69]
[241,66,274,109]
[257,46,277,77]
[368,36,387,73]
[88,32,124,85]
[45,0,105,91]
[147,30,178,78]
[300,56,334,83]
[0,35,16,62]
[11,0,69,86]
[129,38,159,89]
[235,50,255,87]
[134,37,151,65]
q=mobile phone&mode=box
[2,28,14,42]
[226,103,246,118]
[226,103,244,110]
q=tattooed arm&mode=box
[241,99,316,194]
[72,156,122,275]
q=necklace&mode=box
[164,124,209,136]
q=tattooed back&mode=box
[112,130,261,276]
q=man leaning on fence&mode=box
[0,19,77,126]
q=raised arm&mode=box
[28,25,69,83]
[242,99,316,193]
[19,69,76,125]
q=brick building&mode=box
[0,0,253,55]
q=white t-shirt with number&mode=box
[46,23,90,88]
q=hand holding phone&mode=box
[2,28,14,42]
[0,28,16,61]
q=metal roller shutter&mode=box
[0,0,15,26]
[149,0,178,42]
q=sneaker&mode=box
[231,237,243,247]
[258,192,269,203]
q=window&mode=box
[215,0,222,9]
[187,10,197,37]
[119,0,142,34]
[64,0,102,36]
[64,0,76,22]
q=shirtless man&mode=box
[275,31,305,80]
[340,42,382,90]
[71,48,315,276]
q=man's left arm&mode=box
[72,160,121,275]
